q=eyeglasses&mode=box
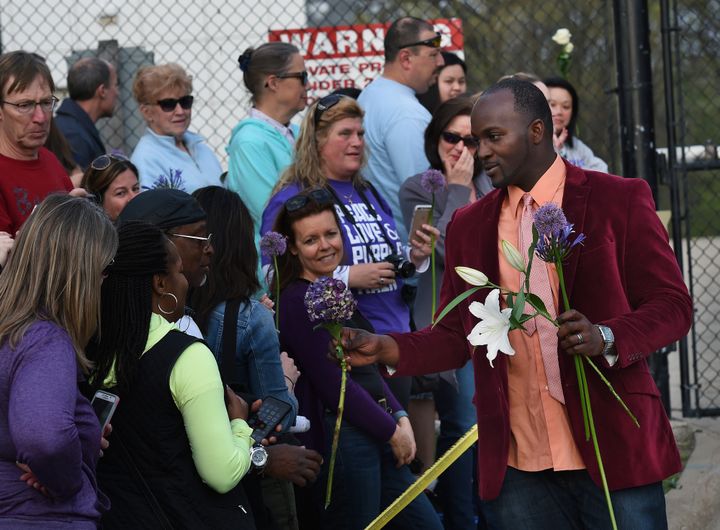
[275,71,309,85]
[441,131,480,149]
[398,32,442,50]
[156,95,194,112]
[90,153,130,171]
[0,95,58,115]
[284,188,334,212]
[313,94,343,127]
[169,232,213,248]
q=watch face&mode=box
[251,447,268,467]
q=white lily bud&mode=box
[501,240,526,273]
[455,266,488,286]
[564,42,574,53]
[552,28,572,46]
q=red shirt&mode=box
[0,147,73,235]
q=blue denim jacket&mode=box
[205,299,298,431]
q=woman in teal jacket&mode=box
[226,42,308,272]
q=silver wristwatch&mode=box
[595,325,615,356]
[250,444,268,470]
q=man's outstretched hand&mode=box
[336,328,400,368]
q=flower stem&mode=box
[273,256,280,331]
[325,342,347,509]
[556,260,616,527]
[430,236,436,324]
[583,357,640,428]
[583,378,618,530]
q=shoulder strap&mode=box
[220,299,244,392]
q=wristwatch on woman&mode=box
[250,443,268,470]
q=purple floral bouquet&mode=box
[304,277,357,508]
[420,169,446,323]
[261,231,287,330]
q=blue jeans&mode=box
[480,467,668,529]
[322,415,443,530]
[434,360,483,529]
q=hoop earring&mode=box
[157,292,178,315]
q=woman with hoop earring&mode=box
[87,221,258,529]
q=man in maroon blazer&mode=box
[342,79,693,528]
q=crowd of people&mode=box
[0,14,691,530]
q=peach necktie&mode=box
[520,193,565,403]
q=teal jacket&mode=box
[226,118,298,292]
[225,118,298,232]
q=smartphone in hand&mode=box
[91,390,120,432]
[409,204,432,241]
[247,396,292,444]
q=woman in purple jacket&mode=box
[272,190,442,530]
[0,195,117,528]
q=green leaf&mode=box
[518,313,535,323]
[432,286,484,328]
[508,314,525,331]
[512,290,526,322]
[532,224,539,245]
[525,293,555,323]
[506,292,514,308]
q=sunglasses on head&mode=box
[284,188,334,212]
[399,32,442,50]
[90,153,130,171]
[441,131,480,149]
[313,94,344,127]
[156,95,194,112]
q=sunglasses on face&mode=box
[284,188,334,212]
[441,131,480,149]
[90,153,130,171]
[399,32,442,50]
[275,70,309,85]
[156,95,194,112]
[313,94,344,127]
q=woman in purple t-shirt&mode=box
[261,95,438,408]
[0,195,117,528]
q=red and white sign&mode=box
[269,18,464,100]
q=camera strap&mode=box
[325,183,396,263]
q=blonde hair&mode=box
[0,194,118,373]
[275,96,368,192]
[132,63,193,104]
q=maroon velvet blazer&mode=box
[392,161,693,500]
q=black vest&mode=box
[97,330,255,529]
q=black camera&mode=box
[384,253,416,279]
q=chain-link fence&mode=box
[2,0,718,414]
[1,0,619,169]
[664,0,720,415]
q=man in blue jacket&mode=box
[55,57,118,169]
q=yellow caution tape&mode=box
[365,424,478,530]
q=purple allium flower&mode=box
[260,231,287,258]
[304,277,357,324]
[420,169,446,194]
[144,169,187,191]
[533,203,567,237]
[533,204,586,263]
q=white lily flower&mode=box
[552,28,572,45]
[466,289,515,367]
[501,240,526,273]
[455,266,488,286]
